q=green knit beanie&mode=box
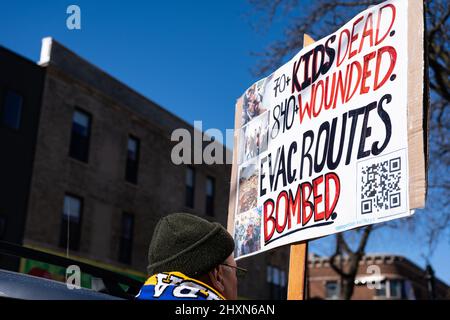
[147,213,235,277]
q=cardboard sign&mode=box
[228,0,426,259]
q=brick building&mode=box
[0,38,291,299]
[308,254,449,300]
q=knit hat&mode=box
[147,213,235,277]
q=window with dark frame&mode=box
[267,265,287,300]
[59,194,83,251]
[389,279,403,299]
[325,281,340,299]
[125,135,140,184]
[272,267,281,299]
[266,265,272,284]
[118,212,134,264]
[1,90,23,130]
[375,280,387,297]
[69,109,91,162]
[280,270,287,300]
[205,176,215,216]
[185,167,195,208]
[374,279,404,299]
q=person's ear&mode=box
[208,266,225,293]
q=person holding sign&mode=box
[136,213,244,300]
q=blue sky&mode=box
[1,1,448,284]
[1,0,279,139]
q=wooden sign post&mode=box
[287,241,308,300]
[286,34,315,301]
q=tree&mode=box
[249,0,449,299]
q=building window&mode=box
[272,266,280,299]
[404,280,416,300]
[266,265,272,283]
[325,281,340,299]
[69,109,91,162]
[280,270,287,300]
[205,176,215,216]
[375,279,404,299]
[375,280,387,298]
[267,265,287,299]
[1,90,23,130]
[59,194,83,251]
[125,135,140,184]
[118,212,134,264]
[185,167,195,208]
[389,279,402,299]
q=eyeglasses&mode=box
[220,263,248,278]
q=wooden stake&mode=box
[287,34,315,301]
[287,241,308,300]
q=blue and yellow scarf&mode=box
[136,271,225,300]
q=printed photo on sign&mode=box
[239,111,269,164]
[241,78,270,126]
[237,161,258,214]
[234,207,262,258]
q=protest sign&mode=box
[228,0,427,260]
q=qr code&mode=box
[359,155,404,215]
